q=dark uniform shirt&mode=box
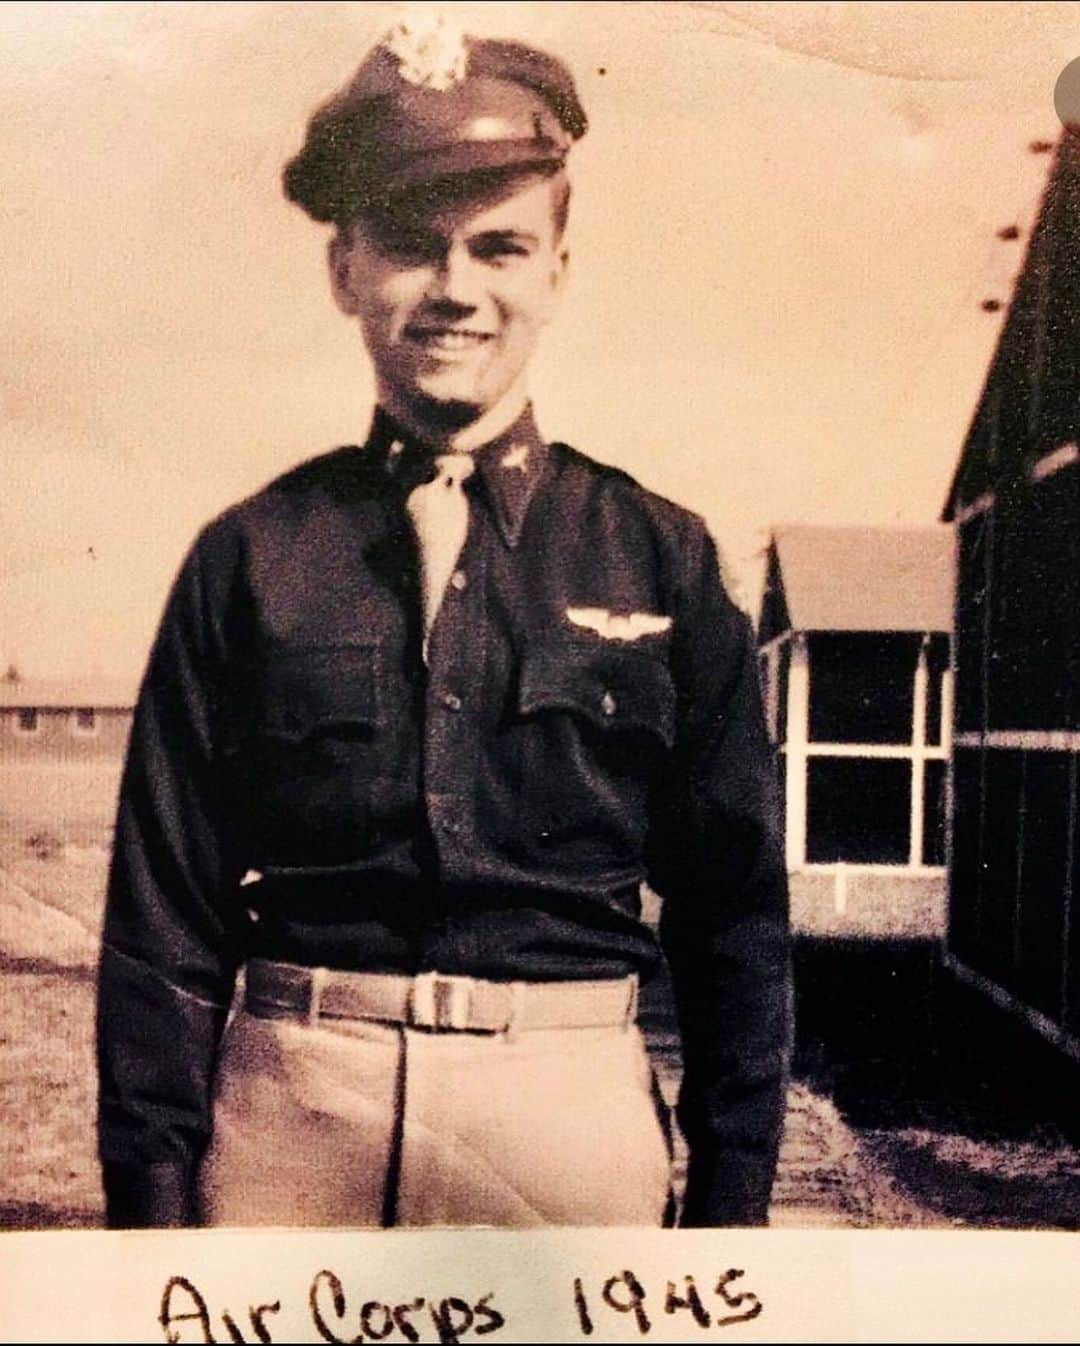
[97,406,792,1228]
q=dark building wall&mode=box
[757,543,790,648]
[945,130,1080,1050]
[955,465,1079,736]
[946,133,1080,514]
[949,464,1080,1040]
[950,742,1078,1037]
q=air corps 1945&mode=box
[96,14,793,1231]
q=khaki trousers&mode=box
[198,1004,672,1227]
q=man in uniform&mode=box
[97,19,791,1230]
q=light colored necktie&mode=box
[406,452,475,655]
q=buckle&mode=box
[409,972,475,1030]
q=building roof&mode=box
[758,523,954,642]
[0,677,137,709]
[944,128,1080,519]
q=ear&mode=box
[327,232,360,316]
[544,245,569,318]
[553,245,569,293]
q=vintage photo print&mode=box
[1,2,1078,1340]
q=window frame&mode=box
[12,707,41,738]
[69,707,99,738]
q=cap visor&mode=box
[382,138,566,192]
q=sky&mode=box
[1,0,1076,682]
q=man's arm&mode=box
[97,526,244,1227]
[648,518,792,1227]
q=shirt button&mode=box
[441,691,463,712]
[600,690,617,717]
[450,570,467,591]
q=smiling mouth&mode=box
[405,327,495,352]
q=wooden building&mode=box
[0,675,136,847]
[0,676,134,763]
[757,523,954,939]
[942,128,1080,1058]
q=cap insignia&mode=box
[384,15,468,92]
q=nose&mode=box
[424,241,482,312]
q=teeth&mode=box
[415,331,487,350]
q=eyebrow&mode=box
[469,228,541,246]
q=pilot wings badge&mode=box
[565,607,673,642]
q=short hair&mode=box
[342,164,572,252]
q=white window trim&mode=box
[784,629,952,872]
[1030,441,1078,484]
[756,629,793,656]
[944,952,1080,1065]
[955,491,995,525]
[798,862,946,876]
[954,729,1080,752]
[953,442,1076,526]
[799,742,950,760]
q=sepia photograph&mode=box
[1,0,1079,1335]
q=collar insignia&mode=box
[501,444,530,473]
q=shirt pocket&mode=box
[510,641,676,866]
[518,641,676,748]
[259,644,381,742]
[245,643,385,865]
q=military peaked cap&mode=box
[284,17,587,225]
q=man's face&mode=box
[330,173,567,420]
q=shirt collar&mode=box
[365,404,548,549]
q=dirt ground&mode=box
[3,801,1080,1231]
[0,965,100,1228]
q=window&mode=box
[808,632,918,744]
[13,707,40,736]
[922,758,947,867]
[71,708,98,737]
[805,757,911,864]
